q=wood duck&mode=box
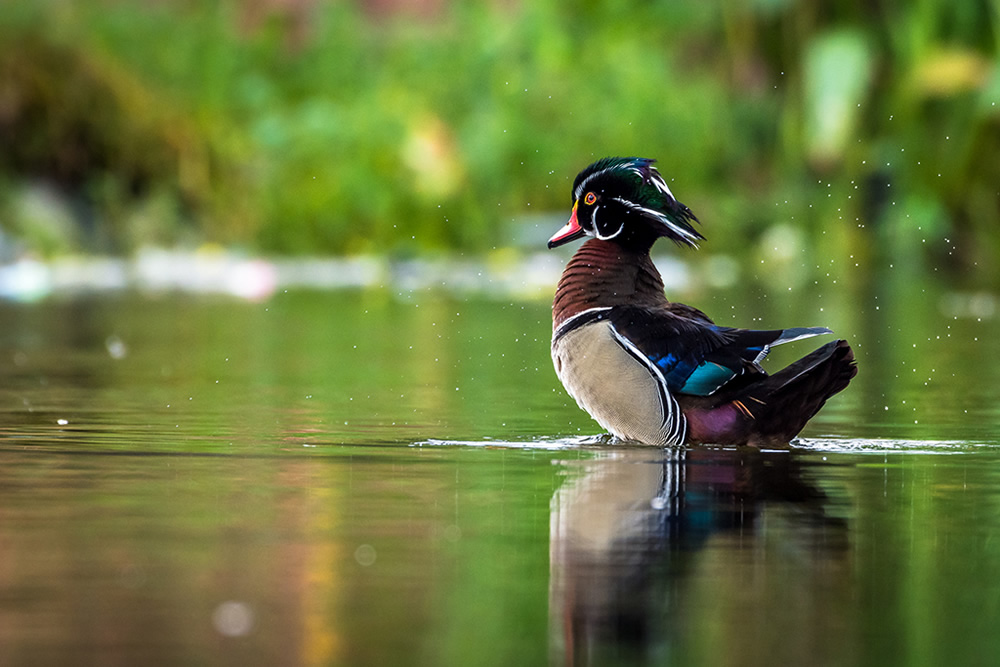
[548,157,857,447]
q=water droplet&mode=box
[355,544,377,567]
[105,335,127,360]
[212,601,254,637]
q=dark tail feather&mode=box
[742,339,857,446]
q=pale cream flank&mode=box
[552,321,685,446]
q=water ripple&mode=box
[418,435,999,454]
[415,435,613,450]
[793,436,997,454]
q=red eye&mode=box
[584,192,597,205]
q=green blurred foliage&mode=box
[0,0,997,276]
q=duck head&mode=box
[547,157,703,251]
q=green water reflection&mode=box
[0,280,998,666]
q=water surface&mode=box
[1,281,998,666]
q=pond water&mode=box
[1,270,998,666]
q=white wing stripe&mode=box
[553,306,613,339]
[771,328,833,345]
[611,197,699,243]
[609,324,687,446]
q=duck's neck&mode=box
[552,239,668,329]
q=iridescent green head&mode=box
[548,157,703,250]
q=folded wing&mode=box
[607,305,832,397]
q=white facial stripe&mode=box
[576,163,678,206]
[573,166,616,202]
[574,162,661,201]
[649,171,675,198]
[573,165,676,201]
[592,205,625,240]
[611,197,699,243]
[595,222,624,240]
[626,165,675,199]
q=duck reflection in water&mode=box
[549,447,851,666]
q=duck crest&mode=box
[552,239,666,331]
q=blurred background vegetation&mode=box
[0,0,998,281]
